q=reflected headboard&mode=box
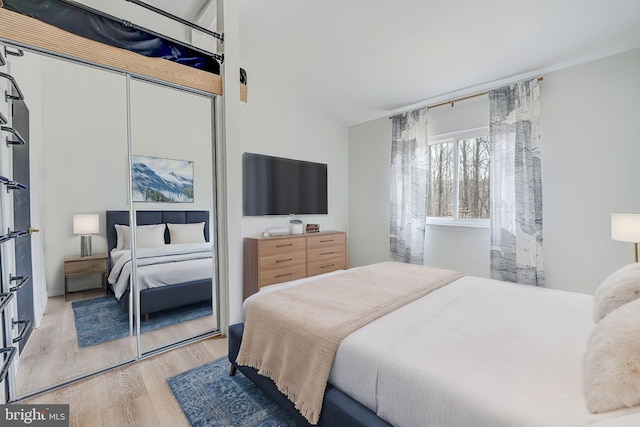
[105,210,210,255]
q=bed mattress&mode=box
[109,243,212,299]
[243,271,640,426]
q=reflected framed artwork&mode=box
[132,155,194,202]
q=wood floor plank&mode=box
[16,292,217,396]
[20,337,228,427]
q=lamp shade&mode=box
[73,214,99,235]
[611,213,640,243]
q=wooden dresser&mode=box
[243,231,347,299]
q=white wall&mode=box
[129,78,214,215]
[542,47,640,294]
[348,47,640,294]
[348,117,391,267]
[228,63,349,323]
[239,65,349,237]
[40,58,129,295]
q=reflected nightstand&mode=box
[63,253,108,301]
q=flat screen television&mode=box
[243,152,328,216]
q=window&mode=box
[427,127,490,225]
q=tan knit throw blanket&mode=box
[236,261,463,424]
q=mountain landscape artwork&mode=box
[132,156,194,203]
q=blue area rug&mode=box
[72,296,212,348]
[168,357,299,427]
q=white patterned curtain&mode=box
[489,79,544,286]
[390,107,429,264]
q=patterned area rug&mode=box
[72,296,212,348]
[167,357,299,427]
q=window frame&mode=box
[427,126,490,228]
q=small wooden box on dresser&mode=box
[243,231,347,299]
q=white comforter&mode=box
[108,243,212,300]
[243,271,640,427]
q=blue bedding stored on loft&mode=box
[2,0,221,75]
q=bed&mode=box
[229,261,640,427]
[106,210,213,317]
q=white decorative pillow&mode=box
[584,297,640,413]
[167,222,205,244]
[593,263,640,322]
[114,224,129,250]
[135,224,166,248]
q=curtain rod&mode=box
[390,76,543,118]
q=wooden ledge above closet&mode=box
[0,7,242,99]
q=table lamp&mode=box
[73,214,99,257]
[611,213,640,263]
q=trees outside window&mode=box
[428,131,490,224]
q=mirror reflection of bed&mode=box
[106,210,215,352]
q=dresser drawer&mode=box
[64,258,107,277]
[307,257,346,277]
[259,251,306,270]
[259,237,306,256]
[258,264,307,288]
[243,232,347,299]
[306,232,345,249]
[306,245,346,263]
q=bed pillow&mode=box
[593,263,640,322]
[584,297,640,413]
[167,222,205,244]
[167,222,206,244]
[135,224,166,248]
[114,224,129,250]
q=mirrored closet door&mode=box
[3,45,220,401]
[8,50,138,398]
[128,77,218,354]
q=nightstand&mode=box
[64,253,108,301]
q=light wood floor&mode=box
[16,291,218,397]
[21,336,228,427]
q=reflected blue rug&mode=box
[72,296,212,348]
[168,357,299,427]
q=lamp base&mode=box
[80,235,92,257]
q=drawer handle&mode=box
[276,258,293,263]
[320,251,334,255]
[276,272,293,278]
[320,263,335,269]
[319,239,333,243]
[276,243,293,248]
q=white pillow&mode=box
[114,224,166,249]
[584,297,640,413]
[593,263,640,322]
[135,224,166,248]
[114,224,129,250]
[167,222,205,244]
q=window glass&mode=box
[427,142,453,217]
[428,133,490,223]
[458,137,490,219]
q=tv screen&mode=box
[243,153,328,216]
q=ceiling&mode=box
[91,0,640,126]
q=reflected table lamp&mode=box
[73,214,99,257]
[611,213,640,263]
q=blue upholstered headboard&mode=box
[106,210,210,256]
